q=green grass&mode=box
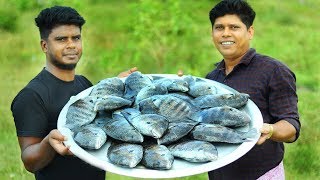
[1,0,319,179]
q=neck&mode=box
[45,63,75,82]
[223,51,248,75]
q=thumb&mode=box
[177,69,184,77]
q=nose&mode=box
[66,38,76,49]
[222,28,231,37]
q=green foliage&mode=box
[0,8,18,31]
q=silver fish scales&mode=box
[168,140,218,163]
[65,96,97,130]
[90,77,124,98]
[73,124,107,150]
[193,93,250,109]
[139,94,194,122]
[190,123,258,144]
[103,111,144,143]
[121,108,169,138]
[157,120,198,145]
[107,143,143,168]
[141,144,174,170]
[197,106,251,127]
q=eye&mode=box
[56,37,67,41]
[214,26,223,30]
[230,25,240,29]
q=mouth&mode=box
[64,54,78,59]
[220,41,235,45]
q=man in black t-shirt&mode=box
[11,6,136,180]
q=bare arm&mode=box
[18,129,72,173]
[257,120,297,145]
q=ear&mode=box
[40,39,48,53]
[248,26,254,40]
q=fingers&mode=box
[256,123,273,145]
[177,69,184,77]
[117,67,138,78]
[129,67,138,73]
[48,129,71,155]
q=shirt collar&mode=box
[215,48,256,69]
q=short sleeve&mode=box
[268,64,301,140]
[11,88,49,137]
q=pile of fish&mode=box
[65,71,257,170]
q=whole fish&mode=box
[107,143,143,168]
[153,76,189,92]
[134,84,168,106]
[103,111,144,143]
[157,120,199,145]
[197,106,251,127]
[190,123,258,143]
[139,94,194,122]
[65,96,97,130]
[124,71,153,100]
[141,145,174,170]
[90,77,124,98]
[121,108,169,138]
[73,124,107,150]
[168,140,218,163]
[184,75,217,97]
[94,95,132,111]
[193,93,250,109]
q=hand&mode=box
[177,69,183,77]
[256,123,273,145]
[117,67,138,78]
[48,129,73,156]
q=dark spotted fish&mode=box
[107,143,143,168]
[135,84,168,106]
[73,124,107,150]
[90,77,124,97]
[94,95,132,111]
[124,71,153,100]
[103,111,144,143]
[65,96,97,130]
[193,93,250,109]
[190,123,258,143]
[141,145,174,170]
[157,120,198,145]
[197,106,251,127]
[153,76,189,92]
[139,94,194,122]
[184,75,217,97]
[121,108,169,138]
[168,140,218,163]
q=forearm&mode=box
[21,135,56,173]
[270,120,296,143]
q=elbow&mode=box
[21,154,39,173]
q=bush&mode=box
[0,9,18,32]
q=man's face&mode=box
[212,14,254,61]
[41,25,82,70]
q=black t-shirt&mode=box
[11,69,105,180]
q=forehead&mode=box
[214,14,244,25]
[49,25,81,37]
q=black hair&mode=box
[35,6,86,39]
[209,0,256,29]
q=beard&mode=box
[49,54,78,70]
